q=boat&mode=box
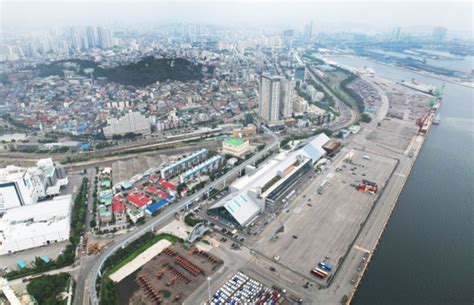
[399,78,437,96]
[432,114,440,125]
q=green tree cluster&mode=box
[27,273,71,305]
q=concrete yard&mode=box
[254,150,398,283]
[366,119,417,153]
[112,155,169,183]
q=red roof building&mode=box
[160,181,177,191]
[112,197,126,213]
[157,190,169,199]
[126,193,152,208]
[145,185,159,194]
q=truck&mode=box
[318,262,333,271]
[315,267,328,276]
[362,179,377,187]
[311,268,326,278]
[357,184,378,193]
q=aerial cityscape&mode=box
[0,1,472,305]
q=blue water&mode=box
[328,56,474,305]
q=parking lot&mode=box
[254,150,397,284]
[206,271,302,305]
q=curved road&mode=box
[85,126,279,305]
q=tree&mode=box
[360,113,372,123]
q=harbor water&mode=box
[327,56,474,305]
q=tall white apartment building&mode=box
[258,74,281,123]
[259,74,293,123]
[280,77,293,118]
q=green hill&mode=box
[37,56,211,86]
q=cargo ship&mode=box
[432,114,440,125]
[399,78,437,96]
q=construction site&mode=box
[116,244,222,305]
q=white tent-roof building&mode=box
[209,133,330,227]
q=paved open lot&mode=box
[0,241,69,272]
[254,150,397,284]
[367,119,417,153]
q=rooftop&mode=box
[0,195,72,255]
[225,137,246,146]
[126,192,151,208]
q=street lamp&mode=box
[207,276,212,302]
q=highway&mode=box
[85,126,279,305]
[305,65,359,130]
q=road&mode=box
[305,65,359,131]
[83,126,279,305]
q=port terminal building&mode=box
[208,133,329,227]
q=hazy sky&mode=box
[1,1,473,35]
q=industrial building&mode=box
[160,149,209,180]
[208,133,329,227]
[222,138,251,158]
[179,155,223,183]
[103,111,151,138]
[0,195,72,255]
[0,158,68,212]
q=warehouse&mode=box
[0,194,72,255]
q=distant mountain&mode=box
[37,56,211,86]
